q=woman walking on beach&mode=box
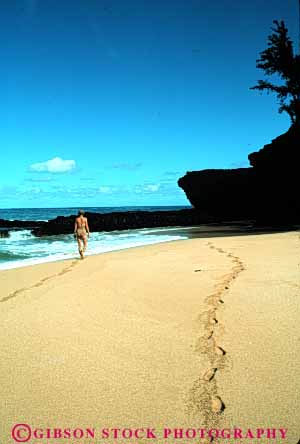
[74,210,90,259]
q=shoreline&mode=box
[1,222,296,272]
[1,230,299,443]
[0,225,192,271]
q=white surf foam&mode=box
[0,229,188,270]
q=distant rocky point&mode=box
[0,209,217,237]
[31,209,216,236]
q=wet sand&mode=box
[0,230,299,443]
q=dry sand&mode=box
[0,230,299,444]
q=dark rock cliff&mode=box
[178,124,300,224]
[178,168,255,220]
[248,124,300,222]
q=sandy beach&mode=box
[1,230,299,444]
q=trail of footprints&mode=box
[0,259,79,303]
[2,241,246,429]
[189,241,245,430]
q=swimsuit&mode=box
[76,227,87,239]
[76,217,87,239]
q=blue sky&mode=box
[0,0,298,208]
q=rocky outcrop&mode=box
[0,229,10,238]
[178,168,255,220]
[31,209,216,236]
[0,220,47,239]
[248,124,300,223]
[248,123,300,169]
[0,219,46,229]
[178,124,300,224]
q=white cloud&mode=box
[98,186,112,193]
[144,184,160,192]
[30,157,76,173]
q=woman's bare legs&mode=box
[83,236,88,253]
[77,237,84,259]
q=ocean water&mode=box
[0,206,191,270]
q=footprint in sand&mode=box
[192,241,245,421]
[209,316,218,325]
[205,330,214,340]
[215,346,226,356]
[1,260,79,303]
[211,395,225,413]
[202,367,217,382]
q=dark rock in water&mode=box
[178,168,254,220]
[31,209,216,237]
[0,219,46,229]
[0,229,10,238]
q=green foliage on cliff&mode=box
[251,20,300,125]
